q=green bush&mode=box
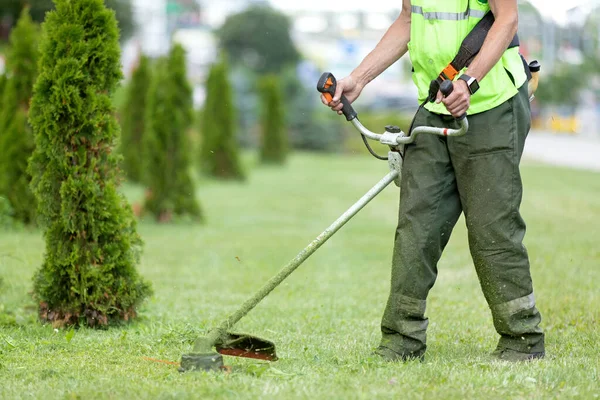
[27,0,152,327]
[534,63,585,110]
[0,8,39,225]
[258,74,287,164]
[143,45,202,222]
[0,196,15,229]
[289,102,345,152]
[119,55,151,183]
[281,67,344,152]
[200,59,246,180]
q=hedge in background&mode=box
[258,74,287,164]
[119,54,150,183]
[143,44,202,222]
[200,59,245,180]
[0,8,39,225]
[27,0,152,327]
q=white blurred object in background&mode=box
[132,0,169,57]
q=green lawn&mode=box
[1,152,599,399]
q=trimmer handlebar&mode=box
[351,118,469,146]
[318,72,469,147]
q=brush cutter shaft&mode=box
[206,169,399,343]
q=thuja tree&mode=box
[258,74,287,164]
[27,0,152,327]
[0,8,39,225]
[119,54,151,183]
[200,59,245,180]
[143,44,201,221]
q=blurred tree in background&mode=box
[533,6,600,112]
[119,54,151,184]
[580,7,600,81]
[0,8,39,225]
[534,63,587,110]
[258,74,287,164]
[143,45,202,222]
[0,74,5,108]
[281,66,344,152]
[0,195,15,229]
[0,0,135,42]
[200,58,246,180]
[28,0,151,327]
[215,4,344,153]
[217,5,299,75]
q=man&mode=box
[322,0,545,362]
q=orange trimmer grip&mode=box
[317,72,336,100]
[316,72,358,121]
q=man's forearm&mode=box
[465,1,518,82]
[350,10,411,88]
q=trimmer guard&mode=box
[215,333,278,361]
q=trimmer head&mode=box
[215,333,278,361]
[179,332,277,372]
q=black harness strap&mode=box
[428,11,520,102]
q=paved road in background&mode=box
[523,131,600,172]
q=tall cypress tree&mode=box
[200,59,245,180]
[258,74,287,164]
[119,54,150,183]
[27,0,152,327]
[143,44,201,222]
[0,8,39,225]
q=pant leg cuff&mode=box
[490,293,536,316]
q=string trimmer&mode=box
[179,73,469,372]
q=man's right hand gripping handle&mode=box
[439,80,467,121]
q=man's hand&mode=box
[435,80,470,118]
[321,75,364,115]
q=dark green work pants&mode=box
[380,83,544,356]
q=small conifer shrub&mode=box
[0,8,39,224]
[119,55,151,183]
[27,0,152,327]
[200,59,245,180]
[143,44,202,222]
[258,74,287,164]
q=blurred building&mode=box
[165,0,415,109]
[121,0,600,132]
[131,0,170,58]
[198,0,268,28]
[288,9,417,110]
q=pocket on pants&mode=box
[463,97,516,158]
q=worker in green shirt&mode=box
[322,0,545,362]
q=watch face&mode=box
[462,75,479,94]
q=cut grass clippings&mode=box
[0,152,599,399]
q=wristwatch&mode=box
[458,74,480,95]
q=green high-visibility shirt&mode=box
[408,0,527,115]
